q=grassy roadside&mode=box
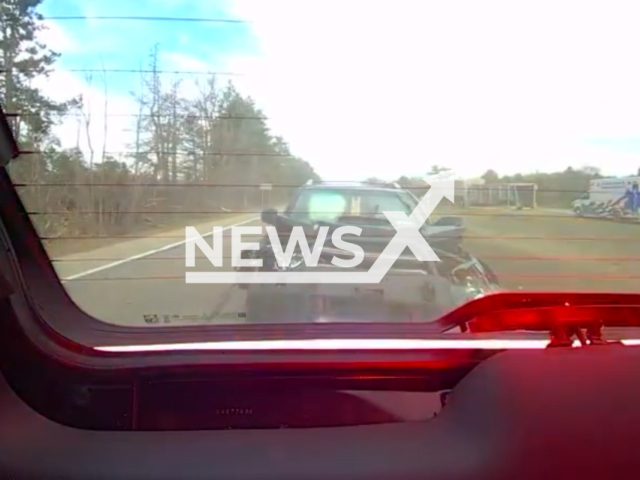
[43,211,260,259]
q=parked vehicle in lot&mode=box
[237,180,501,323]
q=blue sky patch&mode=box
[40,0,259,98]
[584,137,640,155]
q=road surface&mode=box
[51,207,640,327]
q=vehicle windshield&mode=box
[2,1,638,328]
[287,188,418,224]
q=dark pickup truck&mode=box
[237,181,500,323]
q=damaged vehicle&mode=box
[237,180,501,323]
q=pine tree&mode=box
[0,0,76,145]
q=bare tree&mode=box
[98,59,110,230]
[100,59,109,163]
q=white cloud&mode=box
[40,19,78,53]
[35,1,640,180]
[162,52,209,73]
[34,20,138,164]
[221,0,640,180]
[36,67,138,161]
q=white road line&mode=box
[61,216,259,282]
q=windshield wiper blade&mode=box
[436,292,640,347]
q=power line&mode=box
[19,151,294,157]
[41,234,640,242]
[43,15,251,24]
[16,182,307,187]
[57,273,640,282]
[9,113,267,120]
[12,183,593,193]
[50,254,640,263]
[25,212,599,218]
[0,67,244,76]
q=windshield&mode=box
[287,188,416,224]
[2,1,639,328]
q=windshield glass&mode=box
[288,188,414,224]
[2,1,639,328]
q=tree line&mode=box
[1,0,319,241]
[477,167,602,207]
[377,165,607,208]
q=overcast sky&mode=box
[38,0,640,181]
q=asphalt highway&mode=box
[51,207,640,327]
